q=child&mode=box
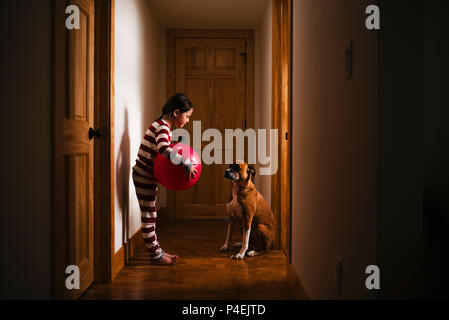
[132,93,197,265]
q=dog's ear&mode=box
[248,166,256,177]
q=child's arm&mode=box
[155,125,193,171]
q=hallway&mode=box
[81,220,307,300]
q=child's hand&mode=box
[184,164,198,180]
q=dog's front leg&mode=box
[231,219,251,260]
[220,219,234,252]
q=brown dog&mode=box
[220,162,277,259]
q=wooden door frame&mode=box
[166,29,255,223]
[51,0,115,299]
[93,0,116,284]
[272,0,292,260]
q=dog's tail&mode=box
[257,224,276,251]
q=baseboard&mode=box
[124,227,143,262]
[112,246,124,281]
[287,263,311,300]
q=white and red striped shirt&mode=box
[133,119,192,175]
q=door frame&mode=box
[93,0,116,284]
[166,29,255,223]
[51,0,115,299]
[272,0,292,260]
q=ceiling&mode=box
[147,0,269,29]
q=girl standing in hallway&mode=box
[132,93,197,265]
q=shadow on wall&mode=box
[116,108,130,247]
[135,0,167,212]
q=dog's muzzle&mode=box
[224,169,237,181]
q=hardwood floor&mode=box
[81,220,307,300]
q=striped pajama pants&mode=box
[132,164,164,260]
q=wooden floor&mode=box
[81,220,307,300]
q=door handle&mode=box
[89,127,102,140]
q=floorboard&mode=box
[81,220,307,300]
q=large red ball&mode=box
[153,143,202,191]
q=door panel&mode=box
[174,38,246,219]
[68,7,88,120]
[62,0,95,299]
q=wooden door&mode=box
[61,0,95,299]
[174,38,246,219]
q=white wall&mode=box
[254,0,272,203]
[291,0,378,299]
[114,0,166,252]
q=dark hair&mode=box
[158,93,193,120]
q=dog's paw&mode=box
[220,244,229,252]
[230,253,245,260]
[247,250,255,257]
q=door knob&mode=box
[89,127,102,140]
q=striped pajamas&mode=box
[132,119,192,260]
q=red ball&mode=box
[153,143,202,191]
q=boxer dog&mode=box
[220,162,277,259]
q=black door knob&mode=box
[89,128,101,140]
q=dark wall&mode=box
[378,0,449,299]
[0,0,53,299]
[422,0,449,299]
[377,0,424,299]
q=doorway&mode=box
[166,30,255,221]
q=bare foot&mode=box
[150,254,174,265]
[165,252,179,264]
